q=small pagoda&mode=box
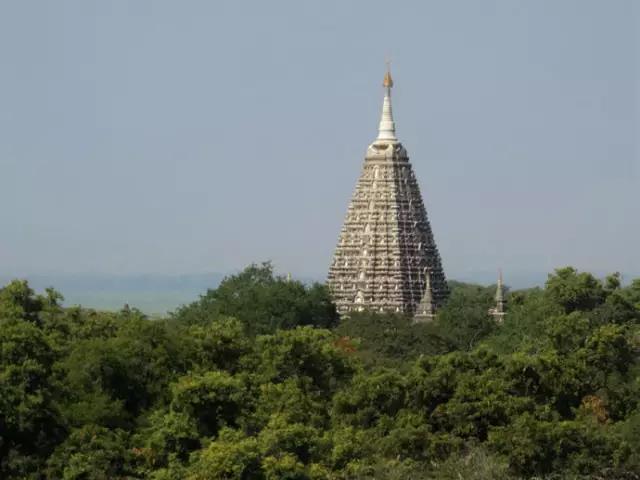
[489,270,507,323]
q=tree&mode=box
[132,409,200,475]
[172,263,339,335]
[1,267,639,480]
[57,314,183,428]
[178,317,251,374]
[45,425,134,480]
[426,445,510,480]
[433,282,496,351]
[252,379,329,431]
[488,414,615,477]
[257,414,323,466]
[256,327,354,397]
[169,371,247,438]
[545,267,606,313]
[185,428,262,480]
[335,312,448,367]
[0,280,45,323]
[332,369,407,429]
[481,287,557,354]
[0,319,61,478]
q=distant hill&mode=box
[0,273,227,314]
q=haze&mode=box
[1,0,638,284]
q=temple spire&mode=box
[496,269,504,304]
[327,67,449,316]
[489,269,507,323]
[376,63,397,142]
[414,272,436,322]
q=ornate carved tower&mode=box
[489,270,507,323]
[327,68,448,319]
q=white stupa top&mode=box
[376,68,397,142]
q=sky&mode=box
[1,0,638,282]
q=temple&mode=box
[327,67,449,320]
[489,270,507,323]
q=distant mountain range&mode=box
[1,270,635,315]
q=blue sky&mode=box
[1,0,638,281]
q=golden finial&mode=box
[383,59,393,88]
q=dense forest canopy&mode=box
[1,263,640,479]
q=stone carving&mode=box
[328,68,449,318]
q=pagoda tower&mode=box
[489,270,507,323]
[327,67,448,318]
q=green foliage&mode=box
[256,326,353,396]
[333,369,406,428]
[252,379,329,430]
[1,266,640,479]
[170,371,247,438]
[482,287,556,354]
[332,280,498,367]
[488,414,616,476]
[334,312,448,367]
[0,280,46,323]
[57,314,183,428]
[178,317,251,373]
[172,263,339,335]
[133,409,200,473]
[46,425,134,480]
[433,281,497,351]
[185,428,262,479]
[0,319,60,478]
[426,445,511,480]
[545,267,606,313]
[258,415,324,466]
